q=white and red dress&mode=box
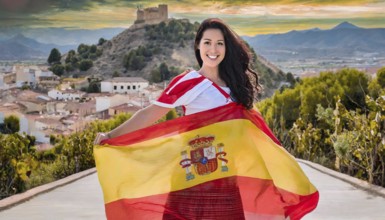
[153,70,233,115]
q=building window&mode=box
[128,85,131,90]
[133,85,136,90]
[121,86,124,89]
[114,86,117,90]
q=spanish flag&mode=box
[94,103,319,220]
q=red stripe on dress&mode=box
[164,70,191,93]
[101,103,280,146]
[211,82,230,99]
[157,73,205,105]
[104,176,318,220]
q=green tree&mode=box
[4,115,20,133]
[87,82,101,93]
[368,79,382,99]
[332,97,385,184]
[65,63,75,72]
[90,45,97,54]
[377,67,385,88]
[98,38,106,46]
[79,59,93,71]
[0,133,37,198]
[65,50,76,64]
[47,48,61,64]
[50,64,65,76]
[151,68,161,83]
[77,44,90,55]
[159,62,170,81]
[336,68,369,110]
[130,55,145,70]
[286,72,296,87]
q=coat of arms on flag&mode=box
[180,135,228,181]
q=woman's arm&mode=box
[93,104,171,145]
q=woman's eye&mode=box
[218,42,224,46]
[204,42,210,45]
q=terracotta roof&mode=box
[110,103,141,112]
[35,117,61,125]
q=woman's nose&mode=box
[210,44,218,52]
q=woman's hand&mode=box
[92,104,171,145]
[94,132,109,145]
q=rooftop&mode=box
[105,77,148,83]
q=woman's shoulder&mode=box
[174,69,200,80]
[168,69,201,85]
[164,69,208,94]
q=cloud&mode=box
[0,0,96,14]
[1,0,384,33]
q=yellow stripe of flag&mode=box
[94,119,317,204]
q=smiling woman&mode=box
[94,17,319,220]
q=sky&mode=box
[1,0,385,36]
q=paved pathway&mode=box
[0,173,105,220]
[301,161,385,220]
[1,161,385,219]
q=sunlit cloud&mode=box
[0,0,384,35]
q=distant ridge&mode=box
[332,21,360,30]
[244,22,385,61]
[0,34,75,60]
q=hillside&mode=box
[78,19,285,97]
[85,19,197,79]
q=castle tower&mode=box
[158,4,168,21]
[137,9,144,21]
[134,4,168,25]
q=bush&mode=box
[4,115,19,133]
[47,48,61,64]
[79,59,93,71]
[25,163,55,190]
[50,64,65,76]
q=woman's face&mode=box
[198,28,226,68]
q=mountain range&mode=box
[0,27,125,61]
[1,21,384,63]
[244,22,385,61]
[0,34,77,60]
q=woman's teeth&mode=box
[208,55,218,59]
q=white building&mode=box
[95,93,129,112]
[48,89,85,101]
[16,66,37,87]
[101,77,149,94]
[0,66,16,89]
[0,112,4,123]
[35,70,55,81]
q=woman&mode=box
[93,18,259,143]
[94,18,318,220]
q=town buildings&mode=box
[0,65,162,145]
[100,77,149,94]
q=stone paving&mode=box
[1,161,385,219]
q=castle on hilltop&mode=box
[134,4,168,25]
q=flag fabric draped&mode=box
[94,103,319,220]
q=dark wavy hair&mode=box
[194,18,261,109]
